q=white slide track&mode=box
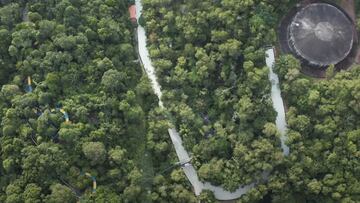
[136,0,289,200]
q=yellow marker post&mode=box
[27,76,32,86]
[84,173,96,192]
[60,108,70,123]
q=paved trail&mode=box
[266,49,290,156]
[135,0,289,200]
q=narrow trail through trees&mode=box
[135,0,289,200]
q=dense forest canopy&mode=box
[0,0,359,202]
[142,0,292,192]
[0,0,197,202]
[141,0,360,202]
[272,54,360,202]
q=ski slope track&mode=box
[136,0,289,200]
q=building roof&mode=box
[288,3,354,67]
[129,5,136,20]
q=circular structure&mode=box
[288,3,354,67]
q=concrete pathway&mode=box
[266,49,290,156]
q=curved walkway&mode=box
[135,0,289,200]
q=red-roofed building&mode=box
[129,5,137,25]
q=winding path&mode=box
[135,0,289,200]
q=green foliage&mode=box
[1,0,357,202]
[273,59,360,202]
[0,1,192,202]
[101,69,126,93]
[23,184,42,203]
[44,184,77,203]
[143,0,285,192]
[82,142,107,165]
[142,0,360,202]
[198,190,216,203]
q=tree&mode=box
[21,144,69,184]
[0,1,164,202]
[307,179,322,195]
[64,6,80,28]
[97,18,122,43]
[1,85,21,101]
[108,146,127,166]
[198,190,216,203]
[219,39,241,58]
[274,55,301,80]
[5,181,23,203]
[37,20,57,41]
[45,72,62,94]
[23,184,42,203]
[326,64,335,79]
[44,184,77,203]
[123,185,142,202]
[101,69,126,93]
[262,122,279,138]
[82,142,107,165]
[82,186,121,202]
[0,3,20,29]
[58,126,81,143]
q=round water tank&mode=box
[288,3,354,67]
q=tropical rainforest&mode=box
[0,0,196,202]
[0,0,359,203]
[142,0,359,202]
